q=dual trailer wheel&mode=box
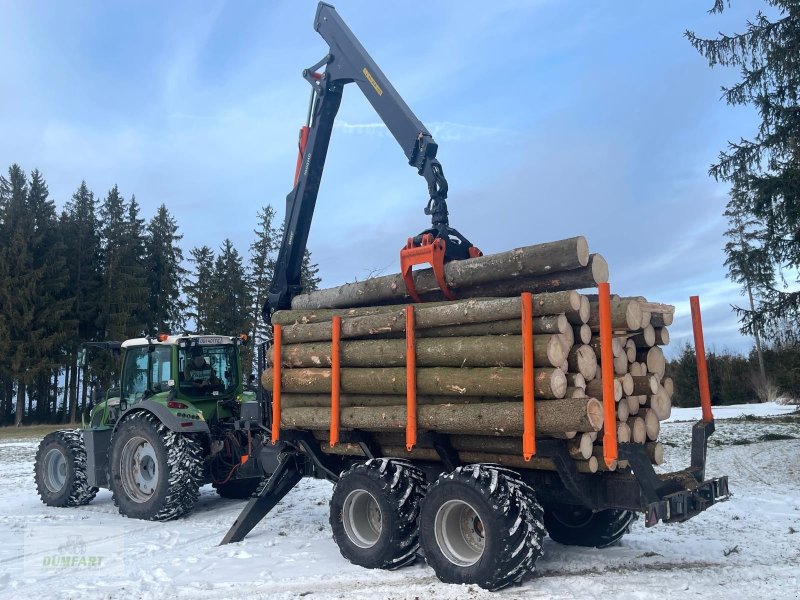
[330,460,636,590]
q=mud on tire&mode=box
[419,464,545,591]
[34,429,98,507]
[543,505,637,548]
[330,458,427,570]
[109,411,204,521]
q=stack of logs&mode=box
[261,236,675,475]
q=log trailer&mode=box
[215,3,730,590]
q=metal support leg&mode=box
[219,452,303,545]
[690,420,715,481]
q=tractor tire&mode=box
[543,505,637,548]
[419,464,545,591]
[213,478,261,499]
[330,458,427,570]
[34,429,98,507]
[109,411,204,521]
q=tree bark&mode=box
[588,298,642,332]
[263,366,568,399]
[653,327,670,346]
[631,375,659,396]
[567,345,598,380]
[14,381,25,426]
[282,393,527,408]
[291,237,590,309]
[281,396,604,435]
[631,325,656,348]
[585,377,622,402]
[279,335,566,369]
[637,346,665,378]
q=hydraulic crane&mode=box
[264,2,480,320]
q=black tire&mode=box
[213,477,261,499]
[419,464,545,591]
[34,429,98,507]
[543,504,637,548]
[109,411,204,521]
[330,458,427,570]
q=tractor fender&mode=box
[114,399,210,435]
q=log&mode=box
[279,334,566,369]
[589,335,623,358]
[639,311,651,328]
[588,298,642,332]
[566,295,591,326]
[421,316,568,338]
[281,397,604,435]
[567,345,598,380]
[662,377,674,396]
[631,375,659,396]
[617,399,630,422]
[626,417,646,444]
[559,325,574,355]
[631,325,656,348]
[645,441,664,465]
[568,433,595,460]
[291,237,590,309]
[643,409,660,441]
[566,372,586,390]
[458,254,608,298]
[585,377,623,402]
[321,444,599,473]
[573,324,591,345]
[654,327,670,346]
[616,422,631,444]
[626,395,640,416]
[649,309,675,328]
[624,338,636,363]
[617,373,634,396]
[283,393,527,408]
[280,295,578,343]
[637,346,666,378]
[614,352,629,376]
[591,446,619,471]
[645,388,672,420]
[262,366,568,399]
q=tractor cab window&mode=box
[179,344,237,396]
[121,346,172,403]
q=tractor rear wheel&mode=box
[109,411,204,521]
[34,429,98,507]
[543,504,636,548]
[419,464,545,591]
[330,459,427,570]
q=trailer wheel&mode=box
[419,464,545,591]
[213,478,261,499]
[329,458,427,570]
[543,505,637,548]
[34,430,98,507]
[109,411,204,521]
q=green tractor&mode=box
[34,334,273,521]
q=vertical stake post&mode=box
[271,325,282,444]
[405,306,417,451]
[690,296,714,423]
[521,292,536,460]
[597,282,618,467]
[330,316,342,446]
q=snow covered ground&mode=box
[1,406,798,600]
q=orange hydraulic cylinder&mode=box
[330,316,342,446]
[597,283,618,466]
[521,292,536,459]
[271,324,282,444]
[405,306,417,451]
[690,296,714,423]
[293,125,310,187]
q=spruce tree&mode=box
[300,249,322,293]
[145,204,187,333]
[208,239,251,336]
[185,245,215,333]
[687,1,800,337]
[249,205,277,359]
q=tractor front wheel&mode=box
[109,412,204,521]
[34,429,98,507]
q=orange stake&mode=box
[597,283,618,466]
[690,296,714,423]
[271,325,282,444]
[521,292,536,459]
[405,306,417,451]
[330,316,342,447]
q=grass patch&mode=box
[758,432,797,442]
[731,439,753,445]
[0,423,70,441]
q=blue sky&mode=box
[0,0,766,355]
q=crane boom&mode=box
[265,2,478,319]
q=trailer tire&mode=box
[34,429,98,507]
[109,411,204,521]
[419,464,545,591]
[330,458,427,570]
[213,478,261,499]
[543,505,637,548]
